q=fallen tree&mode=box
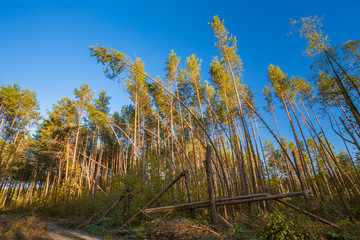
[143,191,309,214]
[142,190,338,228]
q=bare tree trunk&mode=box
[204,145,218,224]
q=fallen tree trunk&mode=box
[217,191,311,207]
[143,193,271,214]
[142,190,337,229]
[79,187,129,227]
[120,170,188,228]
[275,198,339,229]
[95,187,130,225]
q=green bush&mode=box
[259,213,299,240]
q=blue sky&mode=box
[1,0,360,145]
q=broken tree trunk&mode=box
[79,187,129,227]
[204,144,218,224]
[120,170,188,229]
[217,191,311,207]
[184,170,194,218]
[143,191,308,214]
[275,198,339,228]
[95,187,131,225]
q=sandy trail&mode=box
[45,221,103,240]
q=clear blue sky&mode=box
[1,0,359,143]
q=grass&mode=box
[0,213,50,240]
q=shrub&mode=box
[258,213,299,240]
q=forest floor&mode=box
[45,220,103,240]
[1,210,359,239]
[0,214,105,240]
[0,213,226,239]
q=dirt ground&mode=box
[45,220,103,240]
[0,215,104,240]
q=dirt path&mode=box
[45,221,103,240]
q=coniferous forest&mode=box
[1,16,360,239]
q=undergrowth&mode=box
[0,214,50,240]
[3,195,360,240]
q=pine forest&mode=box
[1,15,360,239]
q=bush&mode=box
[258,212,299,240]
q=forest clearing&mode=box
[1,6,360,240]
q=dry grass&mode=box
[140,218,223,240]
[0,214,50,240]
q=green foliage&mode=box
[89,45,128,81]
[210,16,243,75]
[233,222,253,239]
[267,64,295,101]
[259,212,299,240]
[291,16,330,57]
